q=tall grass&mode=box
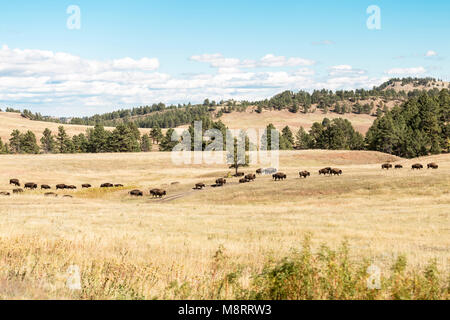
[0,236,447,300]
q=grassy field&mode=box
[0,150,448,299]
[0,111,152,142]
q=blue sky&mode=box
[0,0,448,116]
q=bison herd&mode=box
[381,162,438,170]
[0,161,441,199]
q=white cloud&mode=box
[190,53,315,69]
[328,65,366,76]
[385,67,426,75]
[0,45,396,116]
[425,50,437,57]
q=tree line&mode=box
[1,89,448,158]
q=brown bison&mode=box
[195,183,206,190]
[381,163,393,170]
[256,168,262,175]
[41,184,51,190]
[412,164,423,170]
[66,185,77,190]
[114,184,124,187]
[239,178,248,184]
[215,178,227,186]
[82,184,92,189]
[395,165,403,169]
[319,167,332,175]
[245,174,256,181]
[129,190,143,197]
[150,189,166,198]
[235,172,245,177]
[0,192,10,196]
[63,195,73,198]
[24,183,37,190]
[331,168,343,176]
[9,179,20,187]
[101,183,114,188]
[427,163,438,169]
[299,171,310,178]
[56,184,67,190]
[13,188,24,194]
[273,172,287,181]
[44,192,58,197]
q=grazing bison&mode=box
[13,188,24,194]
[215,178,227,186]
[412,164,424,170]
[150,189,166,198]
[129,190,143,197]
[194,183,206,190]
[24,183,37,190]
[427,163,438,169]
[41,184,51,190]
[382,163,393,170]
[9,179,20,187]
[66,185,77,190]
[44,192,58,197]
[273,172,287,181]
[395,165,403,169]
[114,184,124,187]
[331,168,343,176]
[0,192,10,196]
[299,171,310,178]
[256,168,262,175]
[319,167,332,175]
[239,178,248,184]
[82,184,92,189]
[56,184,67,190]
[245,174,256,181]
[235,172,245,177]
[101,183,114,188]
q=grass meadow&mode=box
[0,150,448,299]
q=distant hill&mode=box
[1,77,448,139]
[0,111,151,143]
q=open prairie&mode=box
[0,150,448,299]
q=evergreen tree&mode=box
[21,131,40,154]
[141,134,152,152]
[72,133,89,153]
[280,126,294,150]
[40,128,55,153]
[261,123,279,150]
[227,131,250,176]
[87,124,110,153]
[159,128,179,152]
[9,129,22,153]
[150,125,163,144]
[56,126,73,153]
[109,124,141,152]
[295,127,313,149]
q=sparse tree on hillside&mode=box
[20,130,40,154]
[141,134,152,152]
[40,128,55,153]
[9,130,22,153]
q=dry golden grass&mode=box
[0,112,152,142]
[213,109,378,134]
[0,150,448,299]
